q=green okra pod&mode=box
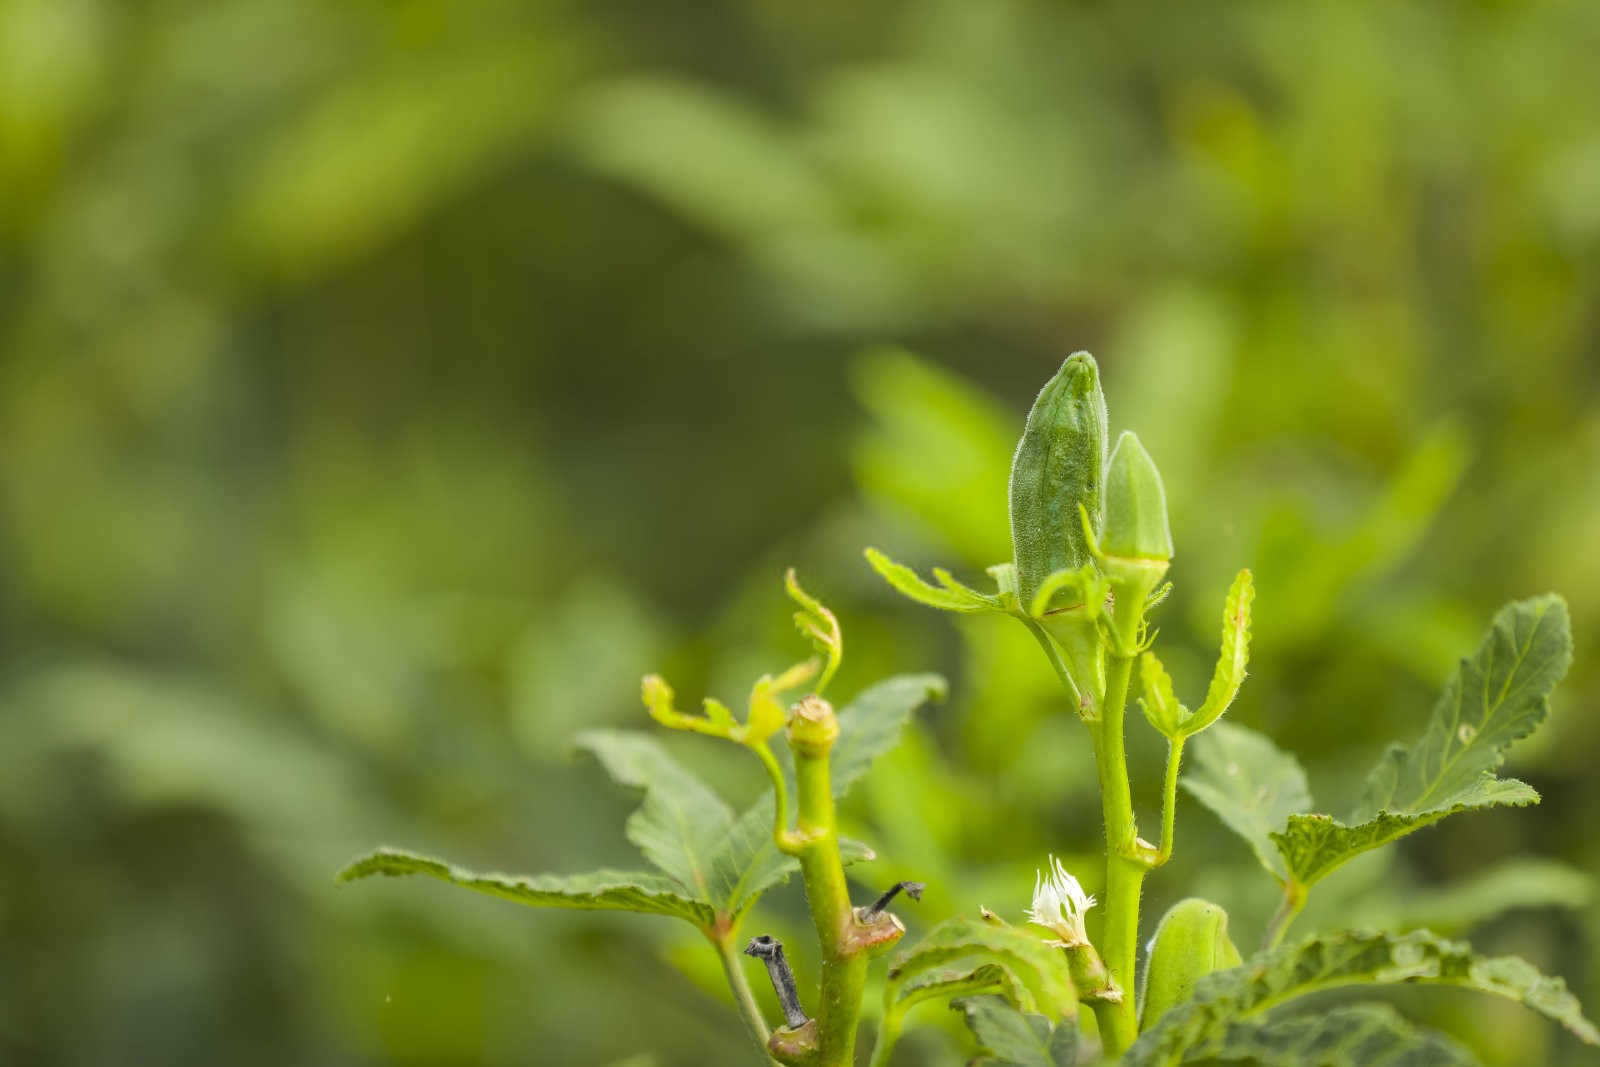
[1138,897,1242,1030]
[1008,353,1109,612]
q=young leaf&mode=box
[336,846,716,926]
[1008,353,1108,612]
[718,673,944,915]
[1124,928,1599,1065]
[1179,568,1254,736]
[1137,651,1186,739]
[1271,595,1571,888]
[785,568,842,691]
[888,917,1078,1020]
[572,730,737,900]
[1182,721,1312,883]
[864,547,1004,613]
[952,996,1080,1067]
[1204,1003,1478,1066]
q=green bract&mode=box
[1100,431,1172,562]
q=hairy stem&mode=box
[1155,735,1185,866]
[795,750,868,1064]
[775,699,901,1067]
[1090,652,1143,1054]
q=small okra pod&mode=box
[1101,430,1173,563]
[1138,898,1242,1030]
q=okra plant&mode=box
[339,355,1595,1066]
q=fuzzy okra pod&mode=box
[1009,352,1108,612]
[1139,897,1242,1030]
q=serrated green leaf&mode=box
[953,995,1080,1067]
[889,917,1078,1020]
[1182,568,1254,735]
[829,673,947,798]
[1207,1002,1479,1066]
[1138,650,1187,738]
[1273,780,1539,888]
[336,847,716,926]
[1182,722,1312,883]
[1271,596,1570,888]
[1358,595,1570,817]
[1125,928,1599,1066]
[572,730,736,900]
[864,547,1003,614]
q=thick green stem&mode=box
[775,698,900,1067]
[1088,591,1157,1055]
[792,748,870,1065]
[714,928,778,1064]
[1089,664,1143,1053]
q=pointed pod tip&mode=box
[1103,431,1173,561]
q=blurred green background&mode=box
[2,0,1598,1063]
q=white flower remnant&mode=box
[1026,855,1096,948]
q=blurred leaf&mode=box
[1125,929,1599,1065]
[1183,722,1312,883]
[336,847,714,925]
[852,350,1014,565]
[232,39,571,278]
[1272,596,1571,888]
[1203,1002,1478,1066]
[828,673,948,798]
[1353,859,1595,934]
[572,731,737,900]
[570,76,835,239]
[951,995,1079,1067]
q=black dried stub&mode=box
[865,880,925,918]
[744,935,808,1029]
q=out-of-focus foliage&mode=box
[1,0,1597,1064]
